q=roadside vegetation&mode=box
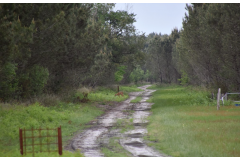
[145,84,240,157]
[0,84,141,157]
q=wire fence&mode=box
[221,92,240,106]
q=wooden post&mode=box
[217,88,221,110]
[117,86,119,93]
[19,128,23,155]
[58,126,62,155]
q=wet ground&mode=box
[66,85,166,157]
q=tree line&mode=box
[0,3,146,102]
[1,3,240,102]
[145,3,240,93]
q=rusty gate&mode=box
[19,126,62,156]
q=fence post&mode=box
[217,88,221,110]
[19,128,23,155]
[117,86,119,92]
[58,126,62,155]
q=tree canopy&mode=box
[0,3,146,101]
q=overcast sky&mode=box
[113,3,188,35]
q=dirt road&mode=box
[67,85,165,157]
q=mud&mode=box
[68,85,166,157]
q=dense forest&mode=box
[145,3,240,93]
[0,3,146,102]
[1,3,240,102]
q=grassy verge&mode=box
[75,85,143,103]
[0,84,141,157]
[145,85,240,157]
[130,96,142,103]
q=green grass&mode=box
[75,85,142,103]
[145,85,240,157]
[101,137,131,157]
[112,118,134,133]
[0,84,141,157]
[130,96,142,103]
[120,85,143,92]
[0,102,102,157]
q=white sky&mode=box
[113,3,187,35]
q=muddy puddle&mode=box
[68,85,166,157]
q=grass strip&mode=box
[101,137,131,157]
[145,85,240,157]
[130,96,142,103]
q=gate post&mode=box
[19,128,23,155]
[58,126,62,155]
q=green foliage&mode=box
[145,29,181,84]
[129,65,144,84]
[0,3,146,100]
[114,65,126,83]
[178,70,188,85]
[175,4,240,91]
[29,65,49,95]
[0,62,17,101]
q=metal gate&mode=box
[19,126,62,156]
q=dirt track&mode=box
[66,85,166,157]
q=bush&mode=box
[37,94,60,107]
[29,65,49,95]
